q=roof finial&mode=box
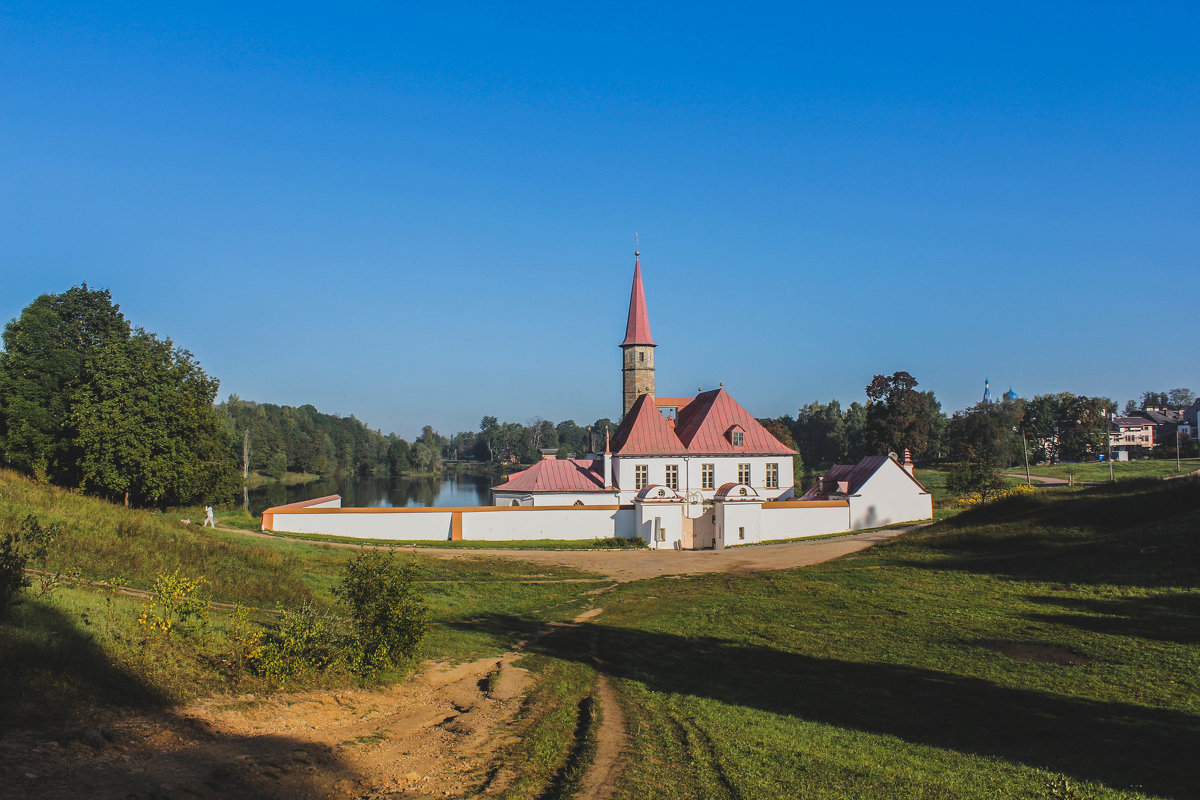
[634,232,639,258]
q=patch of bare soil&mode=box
[977,641,1092,666]
[2,655,531,799]
[418,528,917,583]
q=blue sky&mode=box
[2,2,1197,438]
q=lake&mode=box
[247,472,496,516]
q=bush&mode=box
[591,537,647,549]
[252,601,343,682]
[335,551,429,675]
[0,514,65,616]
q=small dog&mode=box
[181,518,191,525]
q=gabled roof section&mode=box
[492,459,607,493]
[673,389,796,455]
[799,455,930,498]
[611,394,687,455]
[620,256,655,347]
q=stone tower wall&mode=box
[622,345,655,417]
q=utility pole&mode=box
[1022,429,1031,486]
[242,429,250,513]
[1177,430,1182,473]
[1107,410,1114,483]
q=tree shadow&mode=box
[888,479,1200,588]
[0,602,362,799]
[448,615,1200,798]
[1022,592,1200,647]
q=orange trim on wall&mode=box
[264,504,625,515]
[762,500,850,509]
[450,512,463,541]
[261,512,274,531]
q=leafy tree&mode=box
[72,330,236,506]
[947,400,1024,467]
[386,438,412,474]
[1142,391,1169,408]
[334,551,429,675]
[1123,400,1139,416]
[1168,388,1195,409]
[945,461,1008,503]
[0,285,130,484]
[555,420,586,457]
[864,371,931,457]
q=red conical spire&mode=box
[621,250,655,347]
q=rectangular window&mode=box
[732,431,744,446]
[665,464,679,490]
[766,463,779,489]
[738,526,745,540]
[701,463,715,490]
[738,463,751,485]
[635,464,648,490]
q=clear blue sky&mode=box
[2,2,1197,438]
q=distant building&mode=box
[1109,416,1155,458]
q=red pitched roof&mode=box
[492,458,607,493]
[611,394,688,455]
[674,389,797,455]
[620,256,655,347]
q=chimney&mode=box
[902,448,915,476]
[603,426,613,489]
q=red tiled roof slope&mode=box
[492,459,607,493]
[674,389,797,455]
[610,394,688,455]
[620,258,655,347]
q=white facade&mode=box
[611,454,793,504]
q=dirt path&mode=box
[416,527,917,582]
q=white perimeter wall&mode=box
[761,503,850,541]
[270,510,453,540]
[461,508,623,541]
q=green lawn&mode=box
[476,476,1200,799]
[1010,458,1200,483]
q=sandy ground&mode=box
[3,529,917,799]
[406,527,914,582]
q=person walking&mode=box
[203,505,216,528]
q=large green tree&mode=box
[0,286,130,483]
[864,371,931,458]
[72,330,236,506]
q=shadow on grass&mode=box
[884,478,1200,588]
[1024,592,1200,646]
[0,601,361,799]
[450,615,1200,799]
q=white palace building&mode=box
[263,251,932,548]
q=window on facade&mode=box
[510,499,520,506]
[738,463,751,485]
[732,430,744,446]
[665,464,679,490]
[638,352,644,363]
[738,526,745,540]
[701,463,715,489]
[766,463,779,489]
[635,464,649,489]
[573,500,585,506]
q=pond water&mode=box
[247,472,496,516]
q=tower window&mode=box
[635,464,649,489]
[665,464,679,490]
[638,352,644,363]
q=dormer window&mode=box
[728,425,745,446]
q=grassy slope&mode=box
[1008,458,1200,483]
[0,469,603,711]
[480,478,1200,799]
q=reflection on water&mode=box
[248,472,495,516]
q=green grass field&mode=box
[1010,458,1200,483]
[2,468,1197,798]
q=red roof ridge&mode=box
[611,394,687,455]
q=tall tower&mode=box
[620,248,656,418]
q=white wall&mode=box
[462,507,621,541]
[716,502,763,546]
[613,455,794,502]
[849,463,933,529]
[761,502,850,541]
[269,510,453,540]
[635,502,684,549]
[491,491,622,507]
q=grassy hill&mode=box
[487,477,1200,799]
[2,468,1197,798]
